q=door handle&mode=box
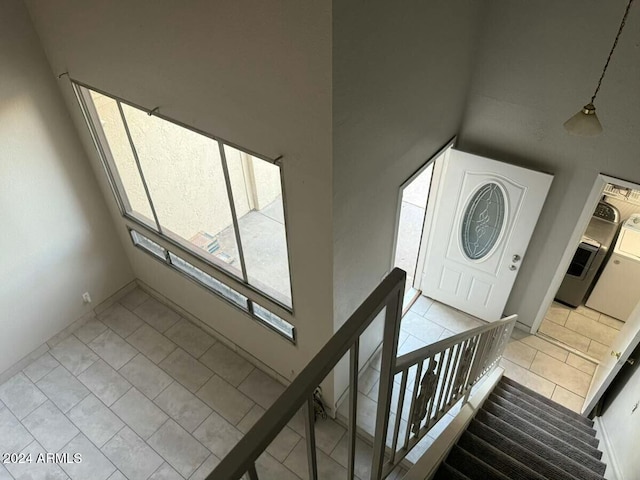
[612,351,636,365]
[512,254,521,262]
[509,265,517,271]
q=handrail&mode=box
[208,268,406,480]
[395,315,517,372]
[208,265,517,480]
[376,313,517,477]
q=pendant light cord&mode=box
[591,0,635,103]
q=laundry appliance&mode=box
[555,202,620,307]
[587,213,640,321]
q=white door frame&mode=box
[531,174,640,334]
[390,137,455,289]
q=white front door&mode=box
[420,149,553,321]
[582,301,640,415]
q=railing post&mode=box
[246,463,259,480]
[463,333,489,405]
[304,395,319,480]
[347,340,359,480]
[371,277,405,480]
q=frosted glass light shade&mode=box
[563,103,603,136]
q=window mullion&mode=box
[218,142,249,283]
[117,100,163,234]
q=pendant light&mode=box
[564,0,635,136]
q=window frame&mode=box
[72,80,295,313]
[128,227,296,343]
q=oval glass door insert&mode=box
[461,182,506,260]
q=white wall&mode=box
[0,0,133,374]
[26,0,334,388]
[332,0,483,401]
[601,350,640,479]
[458,0,640,328]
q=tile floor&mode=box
[0,288,598,480]
[0,288,408,480]
[539,301,624,361]
[336,296,487,465]
[353,295,597,421]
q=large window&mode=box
[75,84,293,309]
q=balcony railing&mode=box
[208,268,516,479]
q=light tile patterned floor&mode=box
[539,301,624,361]
[0,289,598,480]
[375,295,596,417]
[502,327,598,413]
[0,289,407,480]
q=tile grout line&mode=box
[2,289,299,480]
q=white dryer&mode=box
[586,213,640,321]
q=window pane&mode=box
[252,302,294,340]
[224,145,292,306]
[130,230,166,260]
[168,253,248,309]
[87,90,157,229]
[121,104,242,278]
[461,183,506,260]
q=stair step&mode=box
[458,431,547,480]
[494,383,596,436]
[446,444,511,480]
[434,462,472,480]
[468,418,602,480]
[476,408,606,477]
[499,376,593,427]
[483,398,601,459]
[488,394,599,450]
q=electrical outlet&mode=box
[82,292,92,304]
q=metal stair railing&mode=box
[376,313,517,478]
[207,266,516,479]
[208,268,406,480]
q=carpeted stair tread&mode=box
[491,387,597,441]
[500,376,593,427]
[476,408,606,476]
[433,462,472,480]
[487,394,599,449]
[468,418,602,480]
[458,431,547,480]
[446,444,511,480]
[483,398,602,459]
[493,383,596,437]
[496,382,596,435]
[493,384,596,437]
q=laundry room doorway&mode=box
[533,175,640,414]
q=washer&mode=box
[586,213,640,321]
[555,202,620,307]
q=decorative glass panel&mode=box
[461,183,505,260]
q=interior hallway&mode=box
[398,296,598,414]
[538,301,624,361]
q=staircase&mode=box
[433,376,607,480]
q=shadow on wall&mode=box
[0,1,132,374]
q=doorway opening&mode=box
[536,179,640,363]
[392,141,451,311]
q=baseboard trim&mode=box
[135,279,292,390]
[0,279,137,383]
[595,416,622,480]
